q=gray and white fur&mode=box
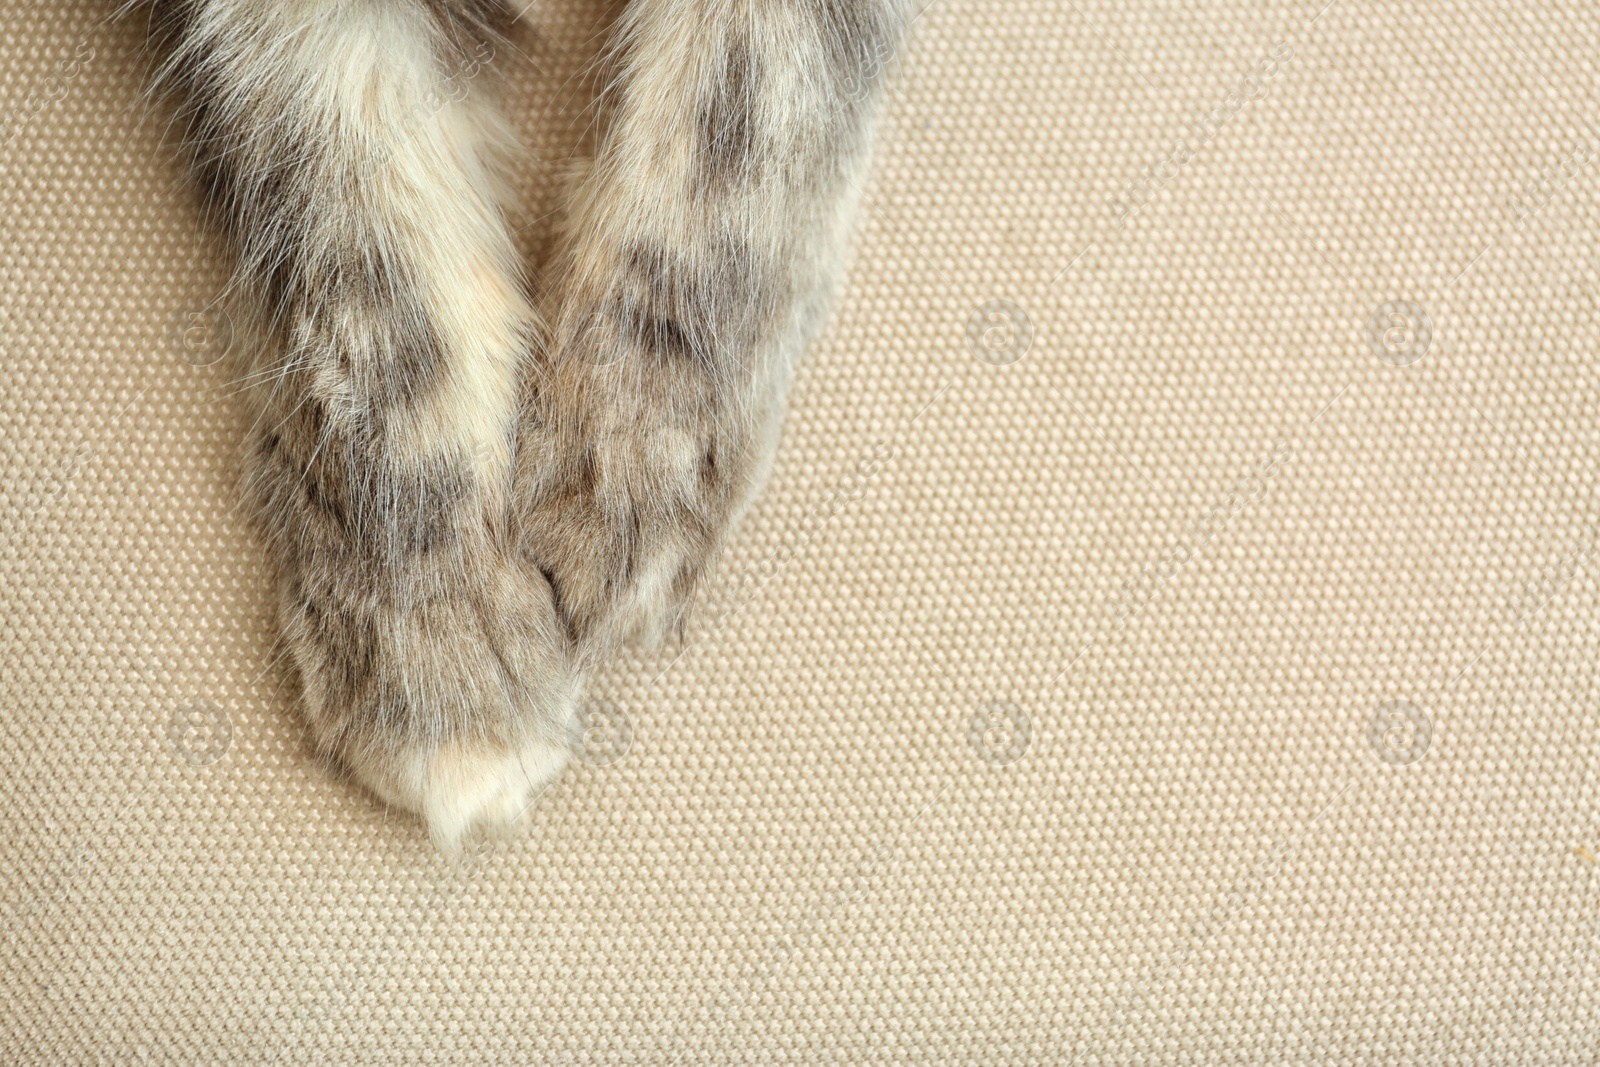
[141,0,907,849]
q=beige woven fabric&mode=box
[5,0,1600,1061]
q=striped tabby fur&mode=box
[143,0,907,849]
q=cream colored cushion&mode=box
[4,0,1597,1061]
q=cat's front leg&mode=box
[155,0,576,849]
[515,0,909,661]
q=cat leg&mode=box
[516,0,909,661]
[153,0,575,850]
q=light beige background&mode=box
[4,0,1600,1062]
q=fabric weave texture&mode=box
[3,0,1599,1062]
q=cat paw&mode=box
[280,560,580,852]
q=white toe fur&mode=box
[345,735,572,853]
[422,738,571,852]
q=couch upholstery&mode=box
[5,0,1599,1061]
